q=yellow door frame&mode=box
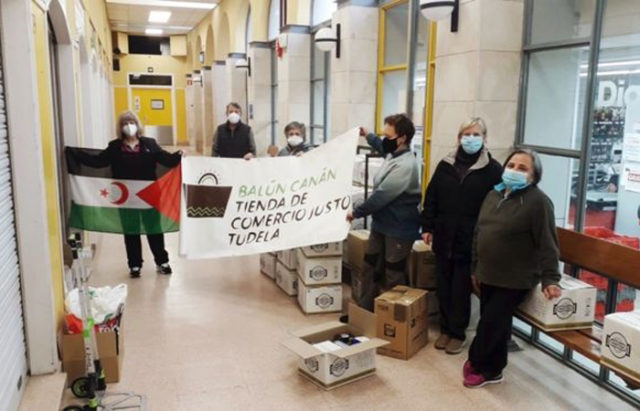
[422,22,438,198]
[126,72,178,146]
[376,0,409,134]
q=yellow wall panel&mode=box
[114,87,129,118]
[131,89,173,126]
[31,3,65,326]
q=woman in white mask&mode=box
[211,102,256,160]
[421,117,502,355]
[278,122,311,157]
[72,110,183,278]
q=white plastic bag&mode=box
[65,284,128,324]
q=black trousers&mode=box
[468,283,528,378]
[436,255,471,341]
[123,234,169,268]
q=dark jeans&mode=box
[124,234,169,268]
[351,230,413,311]
[436,255,472,341]
[468,283,528,378]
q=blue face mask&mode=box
[502,169,530,191]
[460,135,484,155]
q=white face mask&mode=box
[123,124,138,137]
[227,112,241,124]
[287,135,303,147]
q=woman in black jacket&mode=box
[421,117,502,354]
[77,110,183,278]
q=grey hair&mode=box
[458,117,488,139]
[117,110,143,139]
[503,149,543,185]
[284,121,306,139]
[226,102,242,113]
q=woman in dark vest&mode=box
[75,110,183,278]
[421,117,502,355]
[211,102,256,159]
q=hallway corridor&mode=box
[51,232,634,411]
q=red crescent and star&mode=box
[99,182,129,205]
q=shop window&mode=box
[128,35,169,55]
[522,48,589,150]
[529,0,595,45]
[376,0,409,133]
[538,331,565,354]
[513,317,533,337]
[571,351,601,375]
[310,38,330,144]
[538,154,579,228]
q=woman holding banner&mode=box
[346,114,421,312]
[278,122,312,157]
[72,111,183,278]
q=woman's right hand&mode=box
[359,127,368,137]
[471,275,481,295]
[421,232,432,245]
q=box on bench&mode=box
[602,311,640,381]
[517,274,596,332]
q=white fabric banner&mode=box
[179,129,359,259]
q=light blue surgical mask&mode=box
[502,169,530,191]
[460,135,484,154]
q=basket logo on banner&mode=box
[179,129,359,259]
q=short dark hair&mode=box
[284,121,306,139]
[503,149,543,185]
[226,102,242,113]
[384,113,415,141]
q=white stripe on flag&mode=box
[70,175,152,209]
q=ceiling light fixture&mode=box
[149,11,172,23]
[145,28,164,36]
[107,0,217,10]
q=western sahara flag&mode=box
[65,147,181,234]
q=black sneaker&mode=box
[129,267,141,278]
[157,263,172,275]
[339,315,349,324]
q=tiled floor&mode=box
[56,232,636,411]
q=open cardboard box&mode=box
[282,304,388,390]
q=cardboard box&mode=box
[296,249,342,286]
[346,230,370,272]
[374,286,429,360]
[260,253,277,280]
[275,261,298,296]
[277,249,298,270]
[282,304,389,390]
[298,280,342,314]
[300,242,343,258]
[602,311,640,381]
[60,324,124,386]
[517,274,597,332]
[409,241,437,290]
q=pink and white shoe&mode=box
[463,372,503,388]
[463,360,475,379]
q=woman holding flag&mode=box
[71,111,183,278]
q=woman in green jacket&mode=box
[464,149,562,388]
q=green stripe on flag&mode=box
[69,203,179,235]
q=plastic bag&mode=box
[65,284,128,325]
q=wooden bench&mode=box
[514,228,640,388]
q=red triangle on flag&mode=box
[137,165,182,223]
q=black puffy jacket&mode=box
[421,148,502,261]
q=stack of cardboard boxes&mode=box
[275,249,299,296]
[297,243,343,314]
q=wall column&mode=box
[209,61,227,155]
[248,42,273,156]
[277,26,311,148]
[201,66,214,155]
[330,2,379,144]
[430,0,524,170]
[192,69,204,153]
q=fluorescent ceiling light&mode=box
[107,0,217,9]
[149,11,171,23]
[580,60,640,69]
[145,28,164,35]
